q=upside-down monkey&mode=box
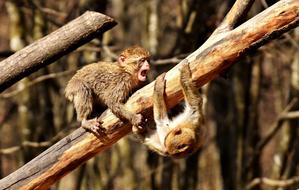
[134,62,205,158]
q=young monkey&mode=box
[134,62,205,158]
[65,46,150,136]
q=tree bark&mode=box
[0,11,116,92]
[0,0,298,189]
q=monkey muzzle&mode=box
[138,61,150,81]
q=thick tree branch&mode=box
[0,11,117,92]
[0,0,298,189]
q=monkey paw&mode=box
[180,60,192,80]
[131,114,147,134]
[132,124,145,135]
[154,73,166,95]
[81,118,106,137]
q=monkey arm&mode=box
[180,62,203,108]
[153,73,172,144]
[105,100,142,126]
[180,63,204,126]
[153,73,168,121]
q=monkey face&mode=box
[165,127,198,158]
[118,46,151,82]
[137,58,150,81]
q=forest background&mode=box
[0,0,298,190]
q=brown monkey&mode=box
[65,46,150,136]
[134,62,205,158]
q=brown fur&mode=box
[134,62,205,158]
[65,46,150,134]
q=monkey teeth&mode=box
[138,69,149,81]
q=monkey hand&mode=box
[131,114,147,134]
[81,118,106,138]
[180,60,192,84]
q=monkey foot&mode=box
[82,118,106,137]
[132,121,148,137]
[132,125,145,134]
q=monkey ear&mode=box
[118,55,126,65]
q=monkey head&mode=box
[164,123,203,158]
[118,46,151,83]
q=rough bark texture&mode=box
[0,0,298,189]
[0,11,116,92]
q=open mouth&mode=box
[138,68,149,81]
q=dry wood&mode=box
[0,0,298,189]
[212,0,255,35]
[0,11,116,92]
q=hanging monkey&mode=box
[134,61,205,158]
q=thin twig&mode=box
[246,176,299,189]
[0,70,75,98]
[102,45,118,60]
[76,46,102,53]
[0,127,75,155]
[152,57,182,65]
[281,110,299,119]
[152,53,189,65]
[256,98,298,152]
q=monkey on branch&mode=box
[65,46,151,137]
[65,46,205,158]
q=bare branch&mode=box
[212,0,255,35]
[152,57,183,65]
[281,110,299,119]
[0,70,75,98]
[246,176,299,189]
[256,98,298,151]
[0,11,116,92]
[0,127,74,155]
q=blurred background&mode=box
[0,0,298,190]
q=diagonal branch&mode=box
[0,0,298,189]
[0,11,117,92]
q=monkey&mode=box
[65,46,150,136]
[133,61,205,158]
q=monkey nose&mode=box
[145,61,150,68]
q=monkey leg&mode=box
[153,73,171,145]
[180,62,204,126]
[153,73,168,121]
[71,80,93,121]
[72,81,105,136]
[104,98,147,134]
[180,61,203,109]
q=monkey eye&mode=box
[138,58,148,64]
[177,144,187,149]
